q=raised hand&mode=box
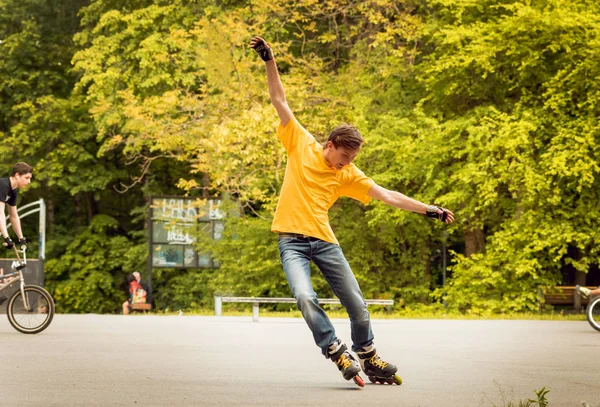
[250,36,274,61]
[426,205,455,224]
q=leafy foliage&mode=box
[44,215,145,313]
[1,0,599,313]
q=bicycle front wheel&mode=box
[587,296,600,332]
[7,285,55,334]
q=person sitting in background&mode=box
[122,272,151,315]
[122,273,142,315]
[132,272,152,305]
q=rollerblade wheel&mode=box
[393,374,402,385]
[353,375,365,387]
[368,376,376,384]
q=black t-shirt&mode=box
[0,178,18,206]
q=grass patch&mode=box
[150,306,588,320]
[481,384,550,407]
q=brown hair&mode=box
[326,124,364,151]
[11,162,33,176]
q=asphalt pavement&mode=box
[1,314,599,406]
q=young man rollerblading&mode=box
[250,36,455,386]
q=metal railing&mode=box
[214,296,394,322]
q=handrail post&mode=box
[39,199,46,261]
[215,296,222,316]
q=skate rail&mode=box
[214,296,394,322]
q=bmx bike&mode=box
[586,295,600,332]
[0,246,54,334]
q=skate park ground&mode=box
[1,314,598,406]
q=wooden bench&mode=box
[214,296,394,322]
[130,303,152,312]
[540,286,596,311]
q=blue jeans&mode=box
[278,236,374,357]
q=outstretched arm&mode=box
[8,205,24,240]
[368,184,455,224]
[0,202,15,248]
[249,36,293,127]
[0,202,8,239]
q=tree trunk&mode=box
[424,255,431,286]
[574,270,587,312]
[85,192,96,223]
[202,173,210,199]
[46,199,55,233]
[74,194,82,227]
[464,226,485,256]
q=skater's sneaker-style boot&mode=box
[576,285,591,298]
[328,339,363,386]
[356,344,402,385]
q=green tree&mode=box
[414,0,600,312]
[45,215,146,313]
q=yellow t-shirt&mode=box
[271,118,375,244]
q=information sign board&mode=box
[149,197,223,268]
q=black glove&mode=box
[251,37,274,62]
[426,205,449,222]
[19,237,28,251]
[3,236,14,249]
